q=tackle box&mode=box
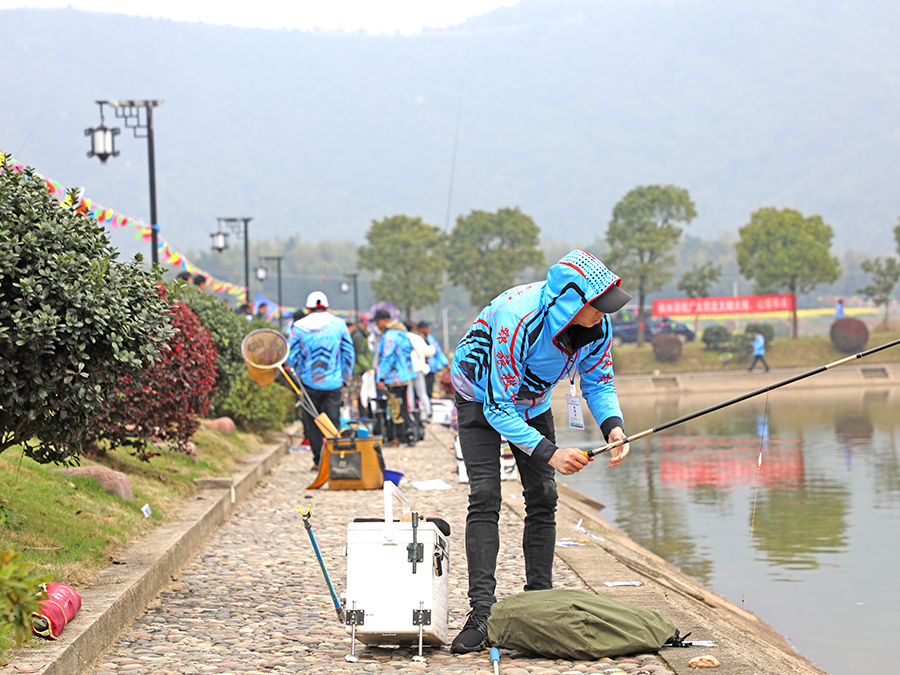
[343,482,451,646]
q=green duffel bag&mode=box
[487,589,677,660]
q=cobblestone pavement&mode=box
[88,424,672,675]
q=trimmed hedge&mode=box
[702,325,731,351]
[652,332,683,363]
[745,323,775,344]
[731,333,754,362]
[176,285,254,409]
[87,297,218,460]
[217,373,297,433]
[1,155,173,463]
[830,317,868,354]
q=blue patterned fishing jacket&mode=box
[451,250,625,462]
[375,326,416,386]
[287,312,355,391]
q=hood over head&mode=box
[544,250,631,351]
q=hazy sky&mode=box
[0,0,521,33]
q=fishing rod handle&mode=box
[584,428,654,458]
[584,439,623,458]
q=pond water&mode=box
[557,386,900,675]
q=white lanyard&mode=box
[565,353,584,429]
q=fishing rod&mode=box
[585,336,900,458]
[299,505,345,623]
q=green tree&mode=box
[0,156,174,463]
[857,257,900,328]
[736,207,840,338]
[357,215,446,318]
[606,185,697,346]
[678,261,721,336]
[677,261,721,298]
[447,207,544,310]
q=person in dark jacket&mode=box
[449,250,633,653]
[347,317,373,418]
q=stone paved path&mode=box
[87,424,671,675]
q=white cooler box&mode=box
[344,482,451,646]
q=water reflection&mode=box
[556,386,900,674]
[753,481,849,575]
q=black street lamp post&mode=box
[210,217,253,305]
[341,272,361,320]
[256,256,284,323]
[85,99,164,265]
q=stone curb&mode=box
[0,429,295,675]
[614,361,900,397]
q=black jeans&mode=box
[302,387,342,464]
[388,384,416,445]
[455,396,558,614]
[748,354,769,372]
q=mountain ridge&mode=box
[3,0,899,261]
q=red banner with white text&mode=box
[653,294,795,317]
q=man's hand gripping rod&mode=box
[584,430,651,458]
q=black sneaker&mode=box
[450,609,490,653]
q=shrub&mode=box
[217,373,297,433]
[176,285,254,409]
[745,323,775,345]
[86,298,218,460]
[0,156,174,464]
[0,501,24,531]
[730,333,754,362]
[830,317,869,354]
[702,325,731,351]
[0,550,50,663]
[651,333,683,363]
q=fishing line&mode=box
[743,391,770,607]
[584,336,900,458]
[434,76,464,328]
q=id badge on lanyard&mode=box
[565,359,584,430]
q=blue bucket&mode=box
[383,469,403,486]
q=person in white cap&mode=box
[286,291,354,469]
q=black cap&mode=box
[373,309,391,321]
[589,284,633,314]
[417,321,430,329]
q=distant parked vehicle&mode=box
[609,308,695,347]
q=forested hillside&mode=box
[3,0,899,265]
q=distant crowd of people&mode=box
[280,290,450,466]
[174,267,451,459]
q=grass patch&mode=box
[611,329,900,375]
[0,426,267,586]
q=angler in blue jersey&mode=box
[373,310,418,446]
[287,291,354,469]
[449,250,632,653]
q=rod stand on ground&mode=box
[345,600,362,662]
[412,600,427,662]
